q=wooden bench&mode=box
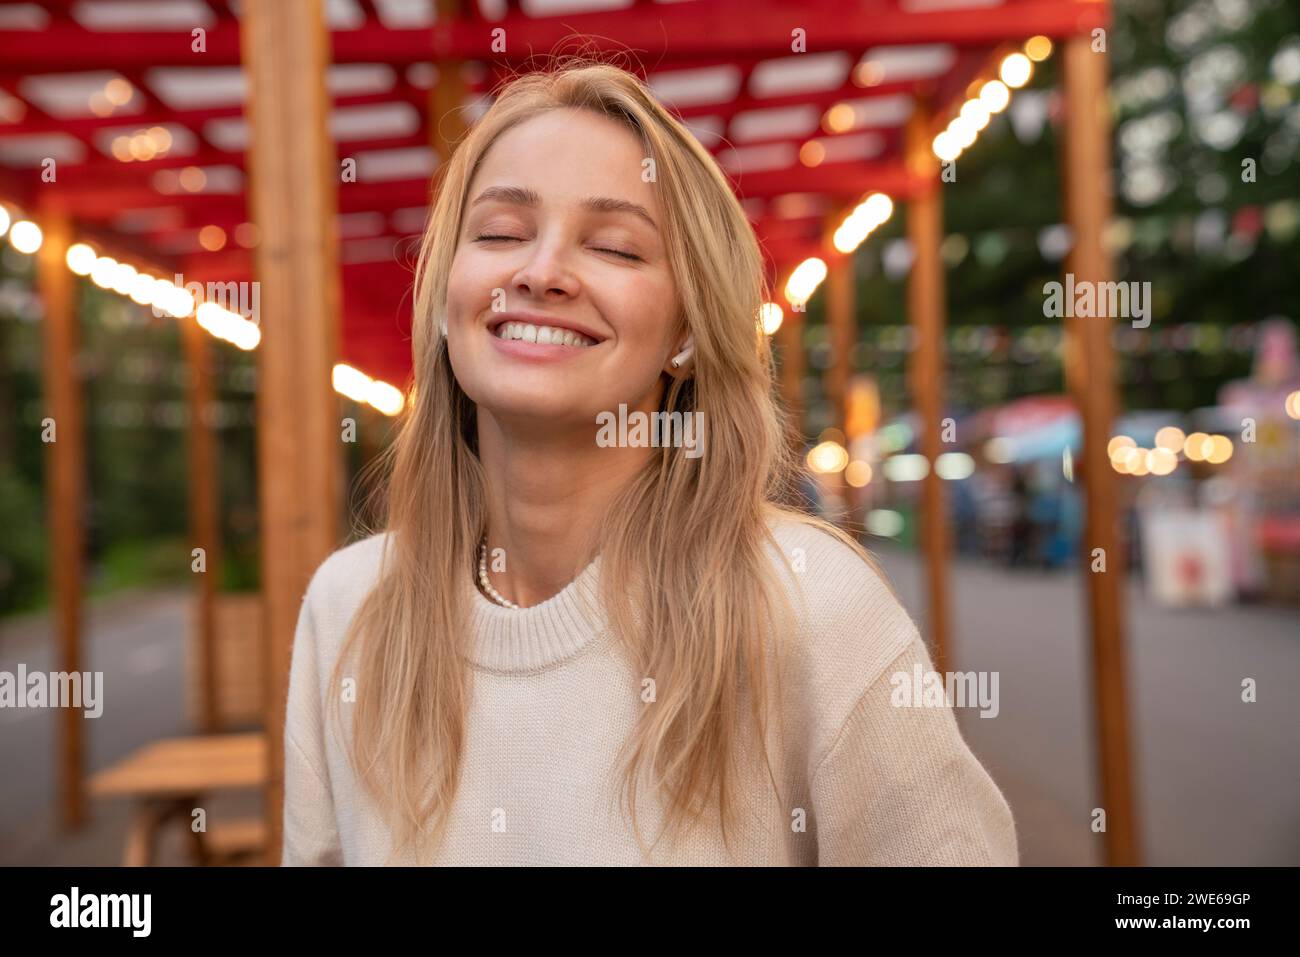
[89,732,267,866]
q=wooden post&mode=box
[36,205,86,829]
[1061,34,1139,867]
[182,318,221,733]
[904,107,951,672]
[240,0,342,864]
[430,0,467,166]
[777,301,805,433]
[825,255,855,433]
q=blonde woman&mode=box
[282,62,1018,866]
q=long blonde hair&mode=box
[331,60,873,863]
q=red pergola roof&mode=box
[0,0,1107,387]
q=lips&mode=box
[494,320,597,347]
[486,312,606,345]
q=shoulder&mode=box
[284,532,393,748]
[762,509,916,667]
[760,509,923,745]
[300,531,394,654]
[763,511,887,590]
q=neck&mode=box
[475,406,653,608]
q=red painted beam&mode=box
[0,89,425,137]
[930,48,997,127]
[727,157,920,201]
[0,1,1110,72]
[760,237,826,274]
[664,74,922,133]
[752,214,827,243]
[32,176,432,220]
[37,133,430,181]
[0,172,34,210]
[179,250,419,282]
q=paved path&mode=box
[0,588,256,865]
[871,542,1300,866]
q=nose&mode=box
[511,237,579,302]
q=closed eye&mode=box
[594,246,643,262]
[474,234,640,262]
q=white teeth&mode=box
[493,321,596,347]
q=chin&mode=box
[476,387,599,428]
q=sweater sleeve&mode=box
[281,584,345,867]
[809,632,1019,866]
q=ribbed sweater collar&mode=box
[463,553,607,673]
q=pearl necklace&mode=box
[477,537,520,609]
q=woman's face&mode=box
[445,107,681,429]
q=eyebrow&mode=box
[469,185,658,231]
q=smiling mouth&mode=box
[491,320,600,348]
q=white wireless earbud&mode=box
[670,335,694,370]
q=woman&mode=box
[282,62,1018,866]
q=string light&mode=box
[833,193,894,254]
[784,257,828,308]
[197,301,260,351]
[332,363,405,416]
[9,220,42,254]
[979,80,1011,113]
[932,42,1048,163]
[959,98,991,132]
[1154,426,1186,451]
[845,461,873,487]
[3,210,406,415]
[1000,52,1033,89]
[66,243,96,275]
[1024,35,1053,63]
[759,302,784,335]
[807,440,849,474]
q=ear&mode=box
[665,333,695,378]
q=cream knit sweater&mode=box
[281,518,1018,866]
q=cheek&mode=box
[444,253,469,315]
[446,248,501,319]
[603,272,678,347]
